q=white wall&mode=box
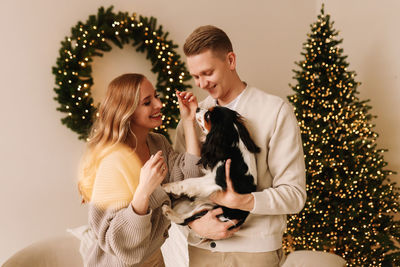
[0,0,398,263]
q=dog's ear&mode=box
[198,123,222,168]
[233,114,261,154]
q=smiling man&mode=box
[174,25,307,267]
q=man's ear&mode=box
[227,51,236,70]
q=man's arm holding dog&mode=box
[213,104,306,215]
[174,120,245,239]
[209,159,255,211]
[187,207,240,240]
[187,160,246,239]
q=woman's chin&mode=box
[151,118,163,128]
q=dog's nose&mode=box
[196,107,200,113]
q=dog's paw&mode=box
[163,182,184,195]
[162,204,171,215]
[184,188,200,198]
[162,205,184,224]
[162,183,175,194]
[162,205,175,221]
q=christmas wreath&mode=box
[52,6,191,141]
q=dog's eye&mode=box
[205,112,210,122]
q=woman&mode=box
[78,73,201,266]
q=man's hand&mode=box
[188,208,240,240]
[209,159,255,211]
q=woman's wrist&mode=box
[132,188,151,215]
[183,120,201,156]
[135,184,152,200]
[181,117,196,126]
[182,120,197,135]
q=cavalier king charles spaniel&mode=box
[162,106,260,228]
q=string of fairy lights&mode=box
[53,6,191,141]
[285,6,399,266]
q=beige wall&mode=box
[0,0,398,263]
[319,0,400,184]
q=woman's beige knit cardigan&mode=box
[84,132,201,267]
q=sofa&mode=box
[3,233,346,267]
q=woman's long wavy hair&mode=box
[78,73,145,203]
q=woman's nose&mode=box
[155,97,162,108]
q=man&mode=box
[174,25,306,267]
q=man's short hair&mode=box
[183,25,233,58]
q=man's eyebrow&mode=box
[192,69,212,76]
[201,69,212,74]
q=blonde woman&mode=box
[78,73,201,267]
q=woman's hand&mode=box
[176,90,201,156]
[176,90,198,122]
[137,151,167,197]
[132,151,167,215]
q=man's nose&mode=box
[199,77,208,89]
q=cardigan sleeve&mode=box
[88,152,158,266]
[88,204,153,265]
[159,134,203,182]
[173,121,186,153]
[251,102,307,215]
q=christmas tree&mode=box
[284,5,400,266]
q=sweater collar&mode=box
[215,82,248,111]
[202,84,253,113]
[146,132,158,156]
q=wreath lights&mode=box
[52,6,191,141]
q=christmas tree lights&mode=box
[284,5,400,266]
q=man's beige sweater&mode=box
[175,86,307,252]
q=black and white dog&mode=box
[162,106,260,228]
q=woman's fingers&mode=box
[161,163,168,174]
[153,157,164,170]
[176,93,183,104]
[150,151,167,176]
[187,95,196,102]
[148,151,163,165]
[176,91,194,102]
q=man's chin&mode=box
[207,89,218,99]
